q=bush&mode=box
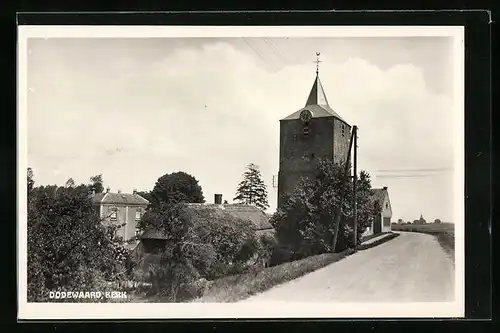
[138,203,265,301]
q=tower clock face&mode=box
[300,109,312,123]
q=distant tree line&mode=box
[395,217,443,225]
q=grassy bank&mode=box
[391,223,455,263]
[132,232,400,303]
[193,248,355,303]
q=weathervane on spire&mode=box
[315,52,322,75]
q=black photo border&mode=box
[8,9,493,332]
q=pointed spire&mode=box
[305,52,329,107]
[305,74,329,106]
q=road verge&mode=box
[193,248,355,303]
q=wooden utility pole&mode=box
[353,126,358,251]
[331,128,355,253]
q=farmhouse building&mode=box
[92,188,149,249]
[133,194,275,272]
[363,186,393,237]
[277,63,351,208]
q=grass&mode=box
[391,223,455,263]
[192,248,355,303]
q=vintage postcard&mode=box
[17,25,465,319]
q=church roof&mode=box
[281,74,348,124]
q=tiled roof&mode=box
[141,203,273,240]
[281,74,347,123]
[92,192,149,206]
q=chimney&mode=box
[383,186,387,190]
[214,194,222,205]
[118,189,122,194]
[106,186,110,193]
[133,189,137,195]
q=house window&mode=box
[292,134,298,142]
[135,228,141,238]
[385,203,389,209]
[290,150,295,158]
[135,209,142,221]
[110,208,117,221]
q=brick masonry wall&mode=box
[277,116,351,208]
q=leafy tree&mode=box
[434,218,442,224]
[27,172,129,302]
[233,163,269,211]
[397,218,404,224]
[89,174,104,193]
[271,158,380,260]
[149,172,204,208]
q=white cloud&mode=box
[27,38,456,222]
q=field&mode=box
[391,223,455,262]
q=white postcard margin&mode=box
[17,25,465,320]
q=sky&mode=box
[26,36,457,222]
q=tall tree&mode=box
[271,158,380,259]
[233,163,269,210]
[150,172,205,208]
[89,174,104,193]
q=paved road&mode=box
[242,232,455,303]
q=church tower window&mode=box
[341,123,345,137]
[303,126,310,136]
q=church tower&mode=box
[277,54,351,208]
